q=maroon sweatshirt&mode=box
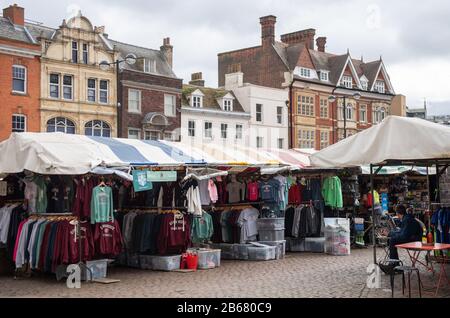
[93,220,123,257]
[157,214,191,255]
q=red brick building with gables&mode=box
[218,15,400,150]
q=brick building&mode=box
[0,4,41,141]
[218,15,399,150]
[107,38,182,140]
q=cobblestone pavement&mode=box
[0,248,449,298]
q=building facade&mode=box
[225,72,289,149]
[218,15,398,150]
[107,37,182,140]
[30,12,118,137]
[0,4,41,141]
[181,73,251,147]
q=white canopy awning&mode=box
[310,116,450,168]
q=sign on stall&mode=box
[132,170,153,192]
[147,171,177,182]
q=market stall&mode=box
[310,116,450,263]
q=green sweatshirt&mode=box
[33,175,47,214]
[90,186,114,224]
[322,176,343,209]
[191,212,214,243]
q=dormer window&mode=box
[341,76,353,88]
[144,59,156,73]
[319,71,329,82]
[299,68,311,78]
[192,95,202,108]
[223,99,233,111]
[361,80,368,91]
[375,80,385,93]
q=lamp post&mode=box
[329,91,361,140]
[99,53,141,138]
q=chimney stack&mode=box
[189,72,205,87]
[160,37,173,69]
[280,29,316,49]
[316,37,327,52]
[260,15,276,47]
[3,4,24,26]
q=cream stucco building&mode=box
[30,12,118,137]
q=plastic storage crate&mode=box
[81,259,108,280]
[256,218,285,230]
[139,255,153,270]
[210,243,235,260]
[151,255,182,271]
[304,237,325,253]
[233,244,251,260]
[126,253,141,268]
[247,246,277,261]
[255,240,286,259]
[188,248,221,269]
[286,237,306,252]
[258,229,285,241]
[324,218,351,256]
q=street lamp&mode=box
[329,91,362,139]
[99,54,141,138]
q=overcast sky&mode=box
[9,0,450,115]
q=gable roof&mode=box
[108,39,177,79]
[360,60,381,90]
[182,84,245,113]
[25,22,56,41]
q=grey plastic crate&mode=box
[233,244,251,260]
[258,229,285,241]
[248,246,276,261]
[151,255,181,271]
[188,248,221,269]
[286,237,306,252]
[81,259,108,280]
[305,237,325,253]
[139,255,153,270]
[210,243,235,260]
[256,218,285,230]
[256,240,286,259]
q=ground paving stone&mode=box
[0,248,448,298]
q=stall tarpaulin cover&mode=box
[310,116,450,168]
[0,133,207,175]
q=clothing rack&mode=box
[213,201,263,208]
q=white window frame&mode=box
[223,99,233,111]
[319,71,329,82]
[375,80,385,94]
[235,124,243,140]
[49,73,60,99]
[128,89,142,113]
[256,104,263,122]
[62,75,73,100]
[12,114,26,133]
[82,43,88,64]
[221,123,228,139]
[128,128,141,140]
[276,107,283,124]
[164,94,176,117]
[361,80,368,91]
[84,120,111,137]
[188,120,196,137]
[164,132,173,141]
[320,98,328,118]
[46,117,76,134]
[300,67,311,78]
[298,95,315,117]
[204,122,212,139]
[87,78,96,102]
[359,105,367,123]
[144,59,156,74]
[256,136,263,148]
[346,103,354,121]
[320,131,329,149]
[144,130,160,141]
[192,95,202,108]
[12,65,26,94]
[341,75,353,89]
[99,80,108,104]
[72,41,78,63]
[299,129,315,149]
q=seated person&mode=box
[388,205,423,260]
